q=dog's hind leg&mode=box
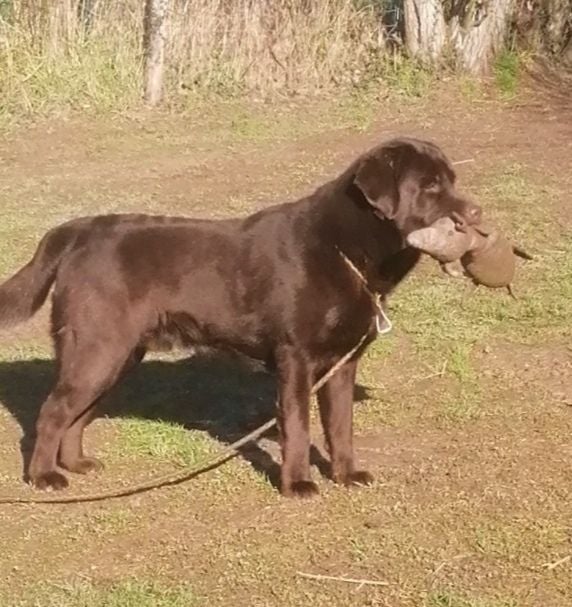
[58,405,102,475]
[28,329,137,491]
[58,346,146,475]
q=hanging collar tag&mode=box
[375,300,393,335]
[338,248,393,337]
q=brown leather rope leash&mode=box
[0,251,386,505]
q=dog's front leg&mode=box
[317,359,374,488]
[276,348,318,498]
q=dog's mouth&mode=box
[452,212,469,233]
[450,208,481,233]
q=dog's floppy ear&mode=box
[353,150,400,220]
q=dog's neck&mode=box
[336,246,378,292]
[315,173,405,267]
[337,248,393,335]
[305,171,421,303]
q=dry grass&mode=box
[168,0,386,95]
[0,0,389,123]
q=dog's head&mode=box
[353,137,481,235]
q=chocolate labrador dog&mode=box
[0,137,480,497]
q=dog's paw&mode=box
[282,480,320,499]
[348,470,374,486]
[335,469,374,488]
[30,471,69,491]
[61,457,104,475]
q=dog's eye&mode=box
[423,178,441,193]
[421,174,441,192]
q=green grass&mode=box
[459,75,484,103]
[472,518,568,565]
[82,509,137,536]
[440,386,482,423]
[383,56,435,98]
[447,344,475,384]
[110,418,217,466]
[208,91,380,143]
[0,34,141,129]
[6,580,199,607]
[427,592,518,607]
[494,51,522,99]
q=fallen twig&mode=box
[429,554,471,587]
[297,571,389,586]
[408,359,448,386]
[451,158,475,165]
[542,555,571,570]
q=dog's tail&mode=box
[0,221,82,328]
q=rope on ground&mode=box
[0,333,369,505]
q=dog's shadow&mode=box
[0,352,373,489]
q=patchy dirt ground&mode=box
[0,85,571,607]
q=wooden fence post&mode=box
[144,0,168,106]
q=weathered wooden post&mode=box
[144,0,169,106]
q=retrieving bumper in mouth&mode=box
[406,217,533,297]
